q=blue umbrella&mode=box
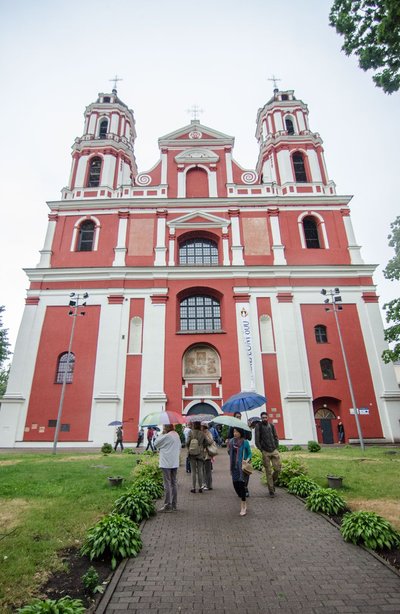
[108,420,123,426]
[222,391,267,415]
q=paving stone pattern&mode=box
[98,452,400,613]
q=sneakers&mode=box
[269,490,275,497]
[198,488,203,493]
[159,504,172,512]
[190,489,196,493]
[203,486,209,491]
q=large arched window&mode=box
[320,358,335,380]
[77,220,96,251]
[303,216,321,249]
[55,352,75,384]
[285,117,295,135]
[292,152,307,182]
[180,296,221,332]
[179,238,218,266]
[87,157,102,187]
[314,325,328,343]
[99,119,108,138]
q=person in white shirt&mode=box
[155,424,182,512]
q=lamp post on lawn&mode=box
[52,292,88,454]
[321,287,365,451]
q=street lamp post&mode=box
[52,292,88,454]
[321,288,365,451]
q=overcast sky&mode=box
[1,0,399,352]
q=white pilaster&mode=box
[343,214,364,264]
[89,296,129,444]
[272,295,315,442]
[307,149,322,182]
[0,299,46,446]
[37,215,57,268]
[222,228,230,265]
[161,151,168,184]
[75,155,89,187]
[168,229,176,266]
[113,213,128,266]
[177,170,185,197]
[154,213,167,266]
[269,213,287,265]
[358,299,400,442]
[296,110,306,132]
[277,149,292,183]
[225,151,233,184]
[230,214,244,265]
[209,169,218,197]
[140,296,167,420]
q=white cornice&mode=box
[47,194,353,211]
[24,264,378,284]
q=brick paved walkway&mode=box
[97,453,400,614]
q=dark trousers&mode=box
[204,459,212,488]
[161,468,177,509]
[114,440,123,451]
[146,440,154,451]
[233,480,246,501]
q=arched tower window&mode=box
[292,152,307,182]
[55,352,75,384]
[303,216,321,249]
[320,358,335,380]
[179,238,218,266]
[87,157,102,187]
[315,324,328,343]
[285,117,295,135]
[77,220,96,251]
[180,295,221,332]
[99,119,108,138]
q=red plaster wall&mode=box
[122,299,145,441]
[301,304,382,441]
[24,305,100,441]
[51,214,118,268]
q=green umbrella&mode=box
[211,415,251,432]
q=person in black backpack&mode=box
[187,421,206,493]
[255,412,281,497]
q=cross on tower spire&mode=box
[267,74,281,91]
[187,104,204,121]
[109,74,123,93]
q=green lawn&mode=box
[0,451,138,612]
[278,446,400,529]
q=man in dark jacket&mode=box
[255,411,281,497]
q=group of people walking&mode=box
[153,411,281,516]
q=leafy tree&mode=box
[382,216,400,363]
[0,306,11,396]
[329,0,400,93]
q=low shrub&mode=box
[250,448,263,470]
[113,489,156,522]
[131,476,164,499]
[101,443,113,455]
[141,450,156,456]
[132,460,163,486]
[290,445,303,452]
[340,510,400,550]
[80,512,142,570]
[306,487,346,515]
[276,457,307,486]
[307,440,321,453]
[278,444,289,452]
[287,475,319,498]
[18,596,85,613]
[82,567,104,595]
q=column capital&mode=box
[118,210,130,219]
[48,213,59,222]
[228,207,240,217]
[267,207,280,217]
[156,209,168,218]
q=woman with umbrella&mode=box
[229,427,252,516]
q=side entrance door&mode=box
[320,418,333,444]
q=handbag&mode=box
[242,459,253,475]
[207,442,219,457]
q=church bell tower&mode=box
[62,88,137,199]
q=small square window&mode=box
[48,420,57,427]
[60,424,70,432]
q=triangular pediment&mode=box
[168,210,230,229]
[159,121,234,147]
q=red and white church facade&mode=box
[1,87,399,447]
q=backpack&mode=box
[188,437,201,456]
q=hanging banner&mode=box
[239,304,255,390]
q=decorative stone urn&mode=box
[327,475,343,489]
